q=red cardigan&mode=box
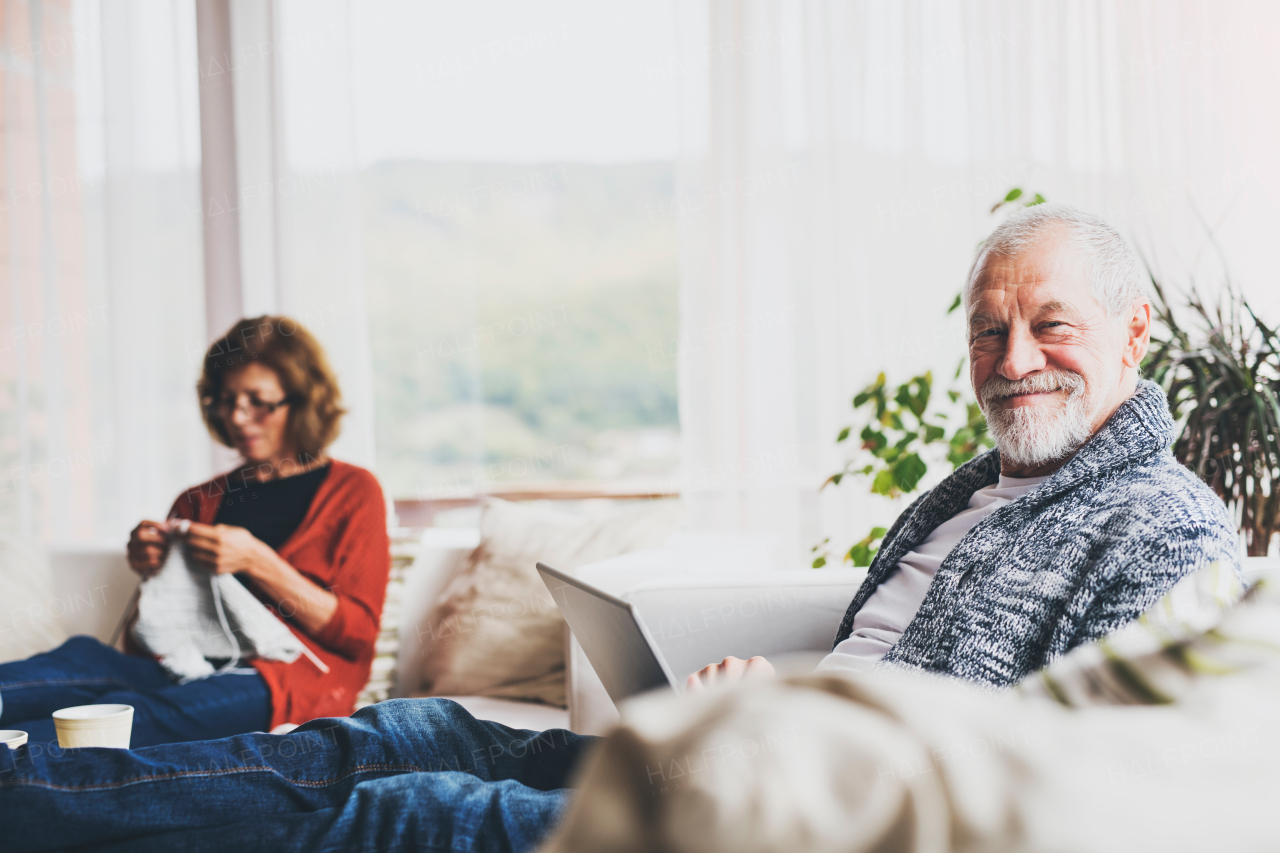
[166,460,390,730]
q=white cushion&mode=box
[46,548,137,644]
[0,535,69,663]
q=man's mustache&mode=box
[980,370,1085,408]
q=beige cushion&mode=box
[0,535,69,663]
[419,498,682,706]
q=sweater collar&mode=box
[908,379,1174,526]
[876,381,1172,568]
[832,380,1175,647]
[1023,378,1174,494]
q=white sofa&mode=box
[390,529,865,734]
[43,540,1277,738]
[42,533,864,736]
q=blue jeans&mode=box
[0,636,271,749]
[0,698,589,853]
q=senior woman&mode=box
[0,316,390,747]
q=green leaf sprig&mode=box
[810,186,1050,570]
[813,369,991,568]
[824,371,990,500]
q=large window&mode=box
[350,1,683,501]
[1,1,207,544]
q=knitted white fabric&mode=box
[131,544,316,683]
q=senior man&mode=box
[1,204,1240,853]
[693,201,1239,689]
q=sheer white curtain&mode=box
[675,0,1280,569]
[222,0,376,469]
[1,0,377,544]
[1,0,208,544]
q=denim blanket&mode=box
[832,379,1240,687]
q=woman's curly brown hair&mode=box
[197,316,345,459]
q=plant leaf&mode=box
[846,526,889,567]
[892,453,928,493]
[861,426,887,453]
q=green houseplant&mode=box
[811,368,991,567]
[1145,280,1280,556]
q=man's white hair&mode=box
[965,202,1148,319]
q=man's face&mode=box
[967,231,1149,475]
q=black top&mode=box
[213,464,331,550]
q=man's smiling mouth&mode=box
[999,387,1063,402]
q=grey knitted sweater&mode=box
[832,379,1240,688]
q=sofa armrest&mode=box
[568,567,865,734]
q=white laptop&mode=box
[536,562,680,705]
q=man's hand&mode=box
[685,655,776,692]
[127,520,172,577]
[183,522,274,577]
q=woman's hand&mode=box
[127,520,172,577]
[685,655,776,692]
[182,522,339,636]
[183,522,275,577]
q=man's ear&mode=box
[1122,300,1151,368]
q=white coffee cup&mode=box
[0,729,28,749]
[52,704,134,749]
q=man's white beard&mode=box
[979,370,1094,469]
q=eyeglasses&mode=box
[214,393,293,420]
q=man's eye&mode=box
[973,329,1004,339]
